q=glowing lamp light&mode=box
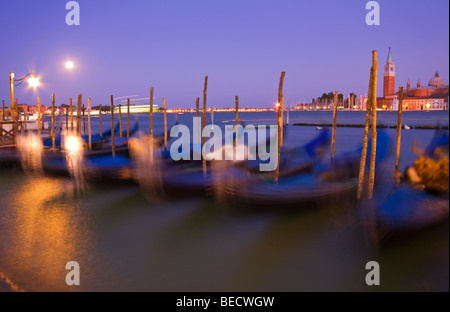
[66,61,74,69]
[28,76,40,88]
[29,135,43,151]
[65,135,83,154]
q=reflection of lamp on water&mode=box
[65,134,83,154]
[17,132,43,172]
[63,132,85,191]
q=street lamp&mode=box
[9,72,40,139]
[11,72,40,89]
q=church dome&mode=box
[428,71,445,87]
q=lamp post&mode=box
[9,72,40,141]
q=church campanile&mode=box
[383,47,395,97]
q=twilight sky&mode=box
[0,0,448,108]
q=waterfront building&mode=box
[378,48,448,111]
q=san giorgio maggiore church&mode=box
[356,48,449,111]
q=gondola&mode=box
[0,122,140,168]
[41,122,140,181]
[42,152,135,182]
[375,131,449,242]
[151,129,332,197]
[222,130,392,210]
[42,121,138,149]
[40,120,186,183]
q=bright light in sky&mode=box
[65,61,74,70]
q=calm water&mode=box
[0,111,448,291]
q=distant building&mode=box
[27,105,47,114]
[16,104,29,113]
[378,48,449,111]
[15,104,46,114]
[383,48,396,98]
[355,95,368,111]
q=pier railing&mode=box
[0,115,30,148]
[0,121,16,148]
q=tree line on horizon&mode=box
[316,92,357,102]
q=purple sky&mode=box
[0,0,448,108]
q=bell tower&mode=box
[383,47,395,98]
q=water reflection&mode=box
[6,176,90,291]
[17,133,43,173]
[129,134,165,202]
[62,131,86,192]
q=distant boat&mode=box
[316,126,323,130]
[404,125,411,130]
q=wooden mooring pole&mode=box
[164,98,167,151]
[127,99,130,138]
[196,97,200,144]
[41,103,45,130]
[275,71,286,183]
[37,97,41,136]
[202,76,208,175]
[9,73,17,143]
[118,104,123,138]
[51,94,55,150]
[367,50,378,200]
[76,94,82,134]
[111,95,115,157]
[59,107,62,131]
[88,98,92,150]
[150,87,154,139]
[70,98,73,133]
[235,96,239,147]
[18,99,24,135]
[394,87,404,186]
[82,104,86,135]
[357,53,376,205]
[65,104,68,130]
[331,91,339,159]
[99,104,103,137]
[356,51,378,205]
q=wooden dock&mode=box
[0,121,15,148]
[0,120,51,149]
